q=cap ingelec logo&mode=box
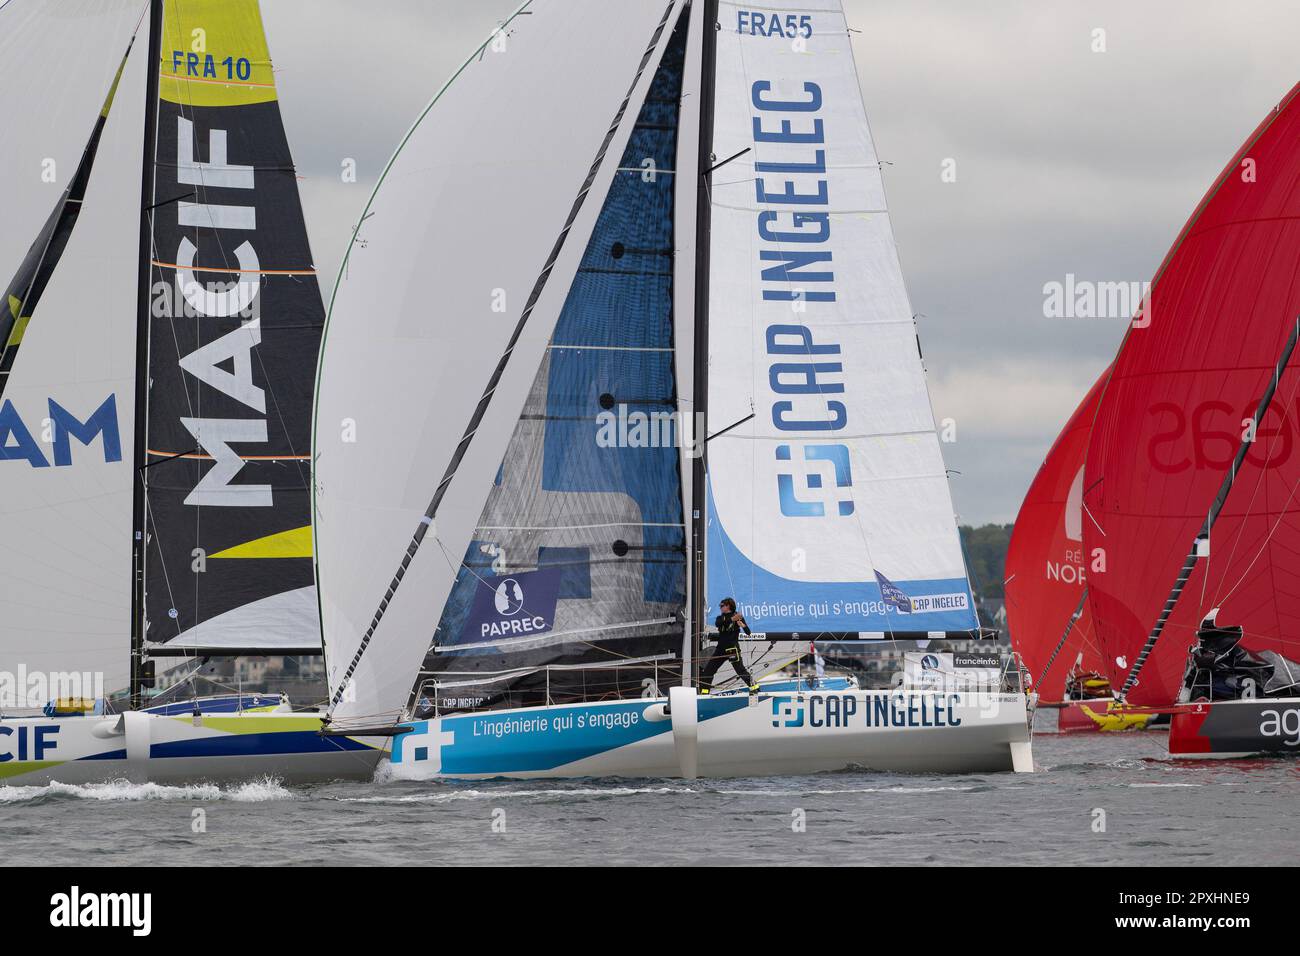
[494,579,525,616]
[921,654,940,671]
[775,443,854,517]
[771,697,805,728]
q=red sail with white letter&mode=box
[1083,82,1300,706]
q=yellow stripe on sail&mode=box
[6,296,30,347]
[101,44,131,117]
[210,525,312,559]
[6,314,31,348]
[158,0,277,107]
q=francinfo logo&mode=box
[49,886,151,936]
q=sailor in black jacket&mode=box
[700,597,758,695]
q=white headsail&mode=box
[0,2,147,700]
[315,0,690,725]
[704,0,976,635]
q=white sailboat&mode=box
[314,0,1032,779]
[0,0,381,784]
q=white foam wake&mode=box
[0,776,294,803]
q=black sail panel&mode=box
[143,0,323,649]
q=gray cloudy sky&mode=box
[5,1,1299,525]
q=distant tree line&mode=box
[960,523,1012,599]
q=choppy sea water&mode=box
[3,714,1296,866]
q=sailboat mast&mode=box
[1118,316,1300,701]
[129,0,163,710]
[688,0,718,687]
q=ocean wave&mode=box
[336,781,989,803]
[0,776,294,803]
[335,785,693,803]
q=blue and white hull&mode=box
[387,689,1034,780]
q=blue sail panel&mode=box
[417,13,692,714]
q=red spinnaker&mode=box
[1084,82,1300,706]
[1006,372,1109,701]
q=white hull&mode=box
[386,689,1034,780]
[0,711,383,785]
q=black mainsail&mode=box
[139,0,325,658]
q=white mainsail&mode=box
[315,0,690,725]
[0,2,147,700]
[703,0,976,636]
[0,3,142,251]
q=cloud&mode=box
[2,0,1295,532]
[845,0,1300,522]
[929,354,1111,523]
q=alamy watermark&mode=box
[1043,273,1151,327]
[595,405,704,458]
[0,667,104,710]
